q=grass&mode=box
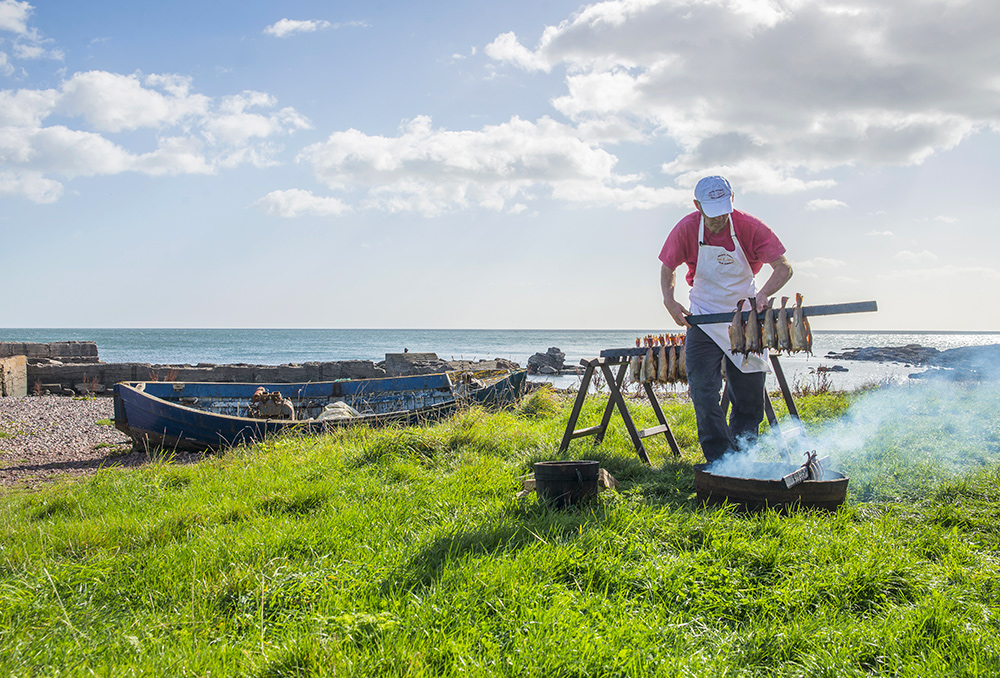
[1,384,999,676]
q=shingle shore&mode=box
[0,396,136,487]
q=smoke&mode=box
[706,378,1000,501]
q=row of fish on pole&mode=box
[730,292,813,357]
[630,334,688,384]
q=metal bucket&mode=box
[534,460,600,507]
[694,461,849,511]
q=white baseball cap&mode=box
[694,176,734,218]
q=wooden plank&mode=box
[638,424,670,439]
[686,300,877,326]
[601,347,652,358]
[570,425,605,439]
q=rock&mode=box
[527,347,566,374]
[828,343,1000,381]
[384,352,452,377]
[538,365,557,375]
[447,358,521,372]
[826,344,940,365]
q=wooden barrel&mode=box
[694,462,849,511]
[534,460,600,507]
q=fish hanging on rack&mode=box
[777,296,792,354]
[761,298,778,351]
[744,296,762,355]
[630,337,642,382]
[657,335,669,383]
[667,335,679,382]
[642,336,656,383]
[729,299,746,356]
[791,293,813,355]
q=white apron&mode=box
[688,216,769,373]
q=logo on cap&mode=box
[707,188,728,200]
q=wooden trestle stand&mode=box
[558,300,878,465]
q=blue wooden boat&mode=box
[113,369,527,452]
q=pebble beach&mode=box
[0,397,140,488]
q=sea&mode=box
[2,328,999,392]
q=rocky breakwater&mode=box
[527,347,565,375]
[826,343,1000,381]
[526,347,583,377]
[3,341,522,396]
[27,358,386,396]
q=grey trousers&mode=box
[685,325,766,462]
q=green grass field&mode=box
[2,383,999,677]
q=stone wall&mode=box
[26,360,387,395]
[0,341,98,362]
[1,342,521,396]
[1,355,27,397]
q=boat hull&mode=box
[113,370,526,453]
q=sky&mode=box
[1,0,998,331]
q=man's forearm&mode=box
[660,264,678,305]
[757,257,793,301]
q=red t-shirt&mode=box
[658,209,786,287]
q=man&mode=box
[659,176,793,462]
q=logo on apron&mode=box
[716,252,735,265]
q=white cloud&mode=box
[58,71,210,132]
[254,189,349,217]
[805,198,847,211]
[866,230,893,236]
[484,31,551,72]
[0,0,31,35]
[133,136,213,176]
[0,87,56,125]
[0,0,61,67]
[0,69,310,202]
[263,18,332,38]
[294,114,687,215]
[13,41,60,61]
[0,168,61,202]
[893,250,938,264]
[202,91,310,149]
[487,0,1000,181]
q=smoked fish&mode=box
[762,298,778,351]
[744,297,762,355]
[729,299,746,355]
[791,293,811,354]
[777,296,792,353]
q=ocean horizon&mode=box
[3,327,998,392]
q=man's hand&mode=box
[660,264,691,327]
[664,299,691,328]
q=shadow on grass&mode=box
[521,445,699,509]
[382,449,700,592]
